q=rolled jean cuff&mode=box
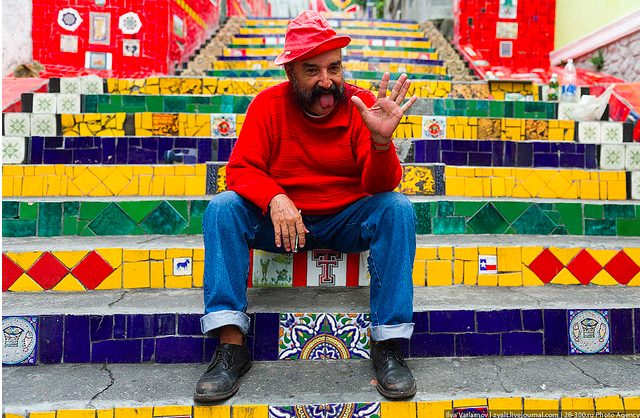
[370,323,414,341]
[200,310,251,336]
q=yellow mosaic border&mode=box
[4,396,638,418]
[223,48,438,60]
[238,28,424,38]
[231,37,432,49]
[243,19,421,31]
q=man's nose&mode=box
[317,70,332,89]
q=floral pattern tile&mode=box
[2,316,38,365]
[33,93,57,114]
[2,137,25,164]
[57,94,81,114]
[268,403,380,418]
[60,77,82,94]
[211,114,236,137]
[569,309,610,354]
[4,113,31,136]
[600,144,625,170]
[81,76,104,94]
[423,116,446,139]
[578,121,601,143]
[31,114,57,137]
[601,122,623,143]
[631,171,640,200]
[625,145,640,171]
[558,103,576,120]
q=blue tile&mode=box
[477,310,521,333]
[478,140,493,153]
[533,142,550,153]
[410,333,454,357]
[178,314,202,336]
[44,137,63,148]
[155,337,204,363]
[452,140,478,152]
[560,153,585,168]
[252,313,279,361]
[127,314,155,338]
[142,339,155,362]
[30,137,44,164]
[430,310,474,333]
[158,137,174,161]
[113,314,126,339]
[440,139,452,151]
[544,309,568,355]
[43,149,73,164]
[455,333,500,356]
[504,141,516,166]
[516,142,533,167]
[491,142,504,166]
[585,145,598,169]
[141,137,157,150]
[533,154,559,168]
[92,339,142,363]
[174,137,196,148]
[115,138,128,164]
[576,144,585,153]
[128,147,157,164]
[75,137,93,149]
[558,143,576,153]
[414,140,426,163]
[442,151,468,165]
[424,140,441,163]
[468,152,492,166]
[90,315,113,341]
[610,309,634,355]
[523,310,543,331]
[412,312,430,333]
[502,332,543,355]
[635,309,640,354]
[549,143,560,153]
[64,315,90,363]
[204,337,221,361]
[38,315,63,364]
[102,137,116,164]
[218,138,233,161]
[155,314,176,336]
[398,338,410,358]
[129,138,140,147]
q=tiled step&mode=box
[3,357,640,414]
[204,68,449,80]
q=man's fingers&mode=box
[274,223,283,248]
[351,95,368,115]
[295,219,306,249]
[377,72,391,100]
[401,95,418,112]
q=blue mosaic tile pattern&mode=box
[2,316,38,365]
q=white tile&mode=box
[558,103,576,120]
[625,145,640,171]
[251,250,293,287]
[173,258,192,276]
[423,116,447,139]
[81,75,104,94]
[57,94,81,114]
[30,114,57,137]
[578,121,601,143]
[2,137,25,164]
[358,251,370,286]
[599,144,625,170]
[32,93,57,114]
[631,171,640,200]
[211,114,237,137]
[3,113,30,136]
[60,77,82,94]
[600,121,623,143]
[306,249,346,286]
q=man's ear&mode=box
[284,63,293,81]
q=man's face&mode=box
[287,49,345,117]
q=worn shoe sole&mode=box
[193,360,252,403]
[376,381,417,399]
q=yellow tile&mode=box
[24,165,35,175]
[497,247,521,272]
[72,169,101,194]
[67,180,83,196]
[456,167,475,177]
[150,249,166,260]
[167,248,193,258]
[491,177,506,196]
[150,261,165,288]
[95,266,122,290]
[193,260,204,287]
[561,398,595,417]
[439,247,453,260]
[488,398,523,415]
[482,178,491,196]
[453,399,487,408]
[154,165,175,176]
[103,170,131,195]
[30,413,56,418]
[21,176,45,196]
[524,399,559,415]
[88,166,116,180]
[594,395,624,414]
[153,406,191,416]
[114,408,153,418]
[57,411,96,418]
[627,273,640,285]
[195,164,207,176]
[139,176,152,196]
[521,172,545,197]
[521,247,543,265]
[45,175,62,196]
[194,248,205,261]
[8,274,44,291]
[590,270,619,285]
[123,249,150,262]
[499,272,523,286]
[2,176,14,196]
[590,171,599,180]
[413,260,426,285]
[446,176,465,196]
[34,165,55,175]
[444,166,456,177]
[381,402,417,418]
[12,175,22,193]
[123,261,150,288]
[3,165,24,176]
[561,182,579,199]
[624,397,640,412]
[7,251,44,270]
[453,259,464,284]
[231,405,268,418]
[97,409,114,418]
[52,250,89,269]
[607,181,626,200]
[118,166,133,180]
[426,260,452,286]
[571,169,590,180]
[165,275,192,288]
[185,176,206,196]
[164,176,185,195]
[455,247,477,261]
[151,176,165,195]
[600,181,608,200]
[96,248,122,268]
[479,247,496,255]
[52,274,87,291]
[417,401,452,418]
[119,177,139,196]
[585,249,618,266]
[549,247,580,265]
[550,268,579,284]
[194,406,231,418]
[547,173,572,197]
[88,183,112,197]
[464,178,484,197]
[133,166,153,175]
[478,274,498,286]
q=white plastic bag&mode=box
[570,84,615,121]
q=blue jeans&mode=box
[200,191,416,341]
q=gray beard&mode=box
[289,73,347,115]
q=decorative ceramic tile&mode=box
[85,52,113,70]
[173,14,185,38]
[123,39,140,57]
[252,250,293,287]
[31,114,57,137]
[524,120,548,141]
[499,0,518,18]
[58,8,82,31]
[307,250,346,286]
[569,309,610,354]
[397,165,437,195]
[60,78,81,94]
[496,22,518,39]
[60,35,78,53]
[625,145,640,171]
[499,41,513,58]
[423,116,446,139]
[269,403,380,418]
[81,76,104,94]
[578,122,601,143]
[2,316,38,365]
[33,93,56,114]
[119,12,142,34]
[558,103,576,120]
[478,255,497,275]
[631,172,640,200]
[600,145,625,170]
[3,113,30,136]
[57,94,81,114]
[279,313,324,359]
[89,12,111,45]
[2,137,25,164]
[601,122,623,143]
[478,118,501,139]
[211,114,236,137]
[173,258,192,276]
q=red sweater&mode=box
[226,81,403,215]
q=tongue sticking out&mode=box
[318,93,335,109]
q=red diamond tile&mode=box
[566,249,602,285]
[528,248,565,284]
[26,252,69,290]
[71,250,114,290]
[3,254,24,291]
[604,251,640,285]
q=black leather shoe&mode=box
[194,343,252,402]
[370,340,417,399]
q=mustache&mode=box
[291,77,346,112]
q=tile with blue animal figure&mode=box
[252,250,293,287]
[173,257,192,276]
[569,309,610,354]
[3,316,38,365]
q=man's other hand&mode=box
[268,194,308,252]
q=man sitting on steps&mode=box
[195,10,419,402]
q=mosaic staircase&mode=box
[3,15,640,418]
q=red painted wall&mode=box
[227,0,270,17]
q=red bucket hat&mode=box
[274,11,351,66]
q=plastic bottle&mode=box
[548,74,559,101]
[561,59,578,103]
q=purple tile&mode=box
[155,337,204,363]
[174,137,196,148]
[102,137,116,163]
[92,339,142,363]
[452,140,478,152]
[75,137,93,149]
[523,309,543,331]
[115,138,128,164]
[114,314,126,339]
[442,151,468,165]
[64,315,91,363]
[585,145,597,169]
[74,148,102,164]
[127,314,155,338]
[550,143,560,153]
[502,332,543,355]
[412,311,429,333]
[204,337,221,361]
[558,143,575,153]
[440,139,452,151]
[128,147,157,164]
[576,144,585,153]
[478,140,493,153]
[430,310,474,333]
[38,315,63,364]
[197,138,213,163]
[90,315,113,341]
[252,312,279,361]
[636,309,640,354]
[424,140,441,163]
[129,138,141,147]
[93,138,102,147]
[610,309,634,355]
[141,137,157,150]
[468,152,492,166]
[504,141,516,166]
[218,138,234,161]
[44,137,63,148]
[398,338,410,358]
[455,333,500,356]
[560,153,585,168]
[492,141,504,166]
[178,314,202,336]
[410,333,454,357]
[477,310,522,333]
[544,309,568,355]
[414,140,426,163]
[516,142,533,167]
[29,137,45,164]
[533,142,550,153]
[158,137,174,161]
[533,154,559,168]
[43,149,73,164]
[142,338,155,362]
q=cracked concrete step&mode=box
[3,355,640,414]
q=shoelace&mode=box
[206,348,230,372]
[377,342,407,367]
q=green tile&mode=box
[77,220,89,235]
[492,202,530,223]
[190,200,209,217]
[140,201,188,235]
[413,202,431,234]
[164,96,188,113]
[130,226,147,235]
[467,203,509,234]
[80,225,96,236]
[83,95,98,113]
[505,226,517,234]
[454,201,485,217]
[584,204,603,219]
[555,203,583,235]
[198,105,222,113]
[97,104,122,113]
[79,202,109,221]
[20,202,38,220]
[147,96,164,112]
[537,203,554,210]
[603,204,635,219]
[122,95,146,109]
[119,201,162,223]
[433,100,445,115]
[489,101,505,118]
[2,219,37,237]
[514,102,525,118]
[432,217,466,234]
[63,217,78,235]
[97,95,111,104]
[64,201,79,217]
[38,202,62,237]
[477,100,489,111]
[544,210,561,224]
[167,201,189,221]
[3,201,19,218]
[189,216,203,234]
[585,219,616,236]
[617,219,640,236]
[109,95,122,105]
[504,101,514,118]
[188,96,211,105]
[552,226,568,235]
[512,205,557,235]
[88,203,138,235]
[437,201,454,217]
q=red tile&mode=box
[2,255,24,291]
[566,250,602,285]
[528,248,564,284]
[26,252,69,290]
[71,250,115,290]
[604,251,640,285]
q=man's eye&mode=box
[307,69,318,75]
[329,66,340,73]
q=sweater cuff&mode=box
[371,140,395,152]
